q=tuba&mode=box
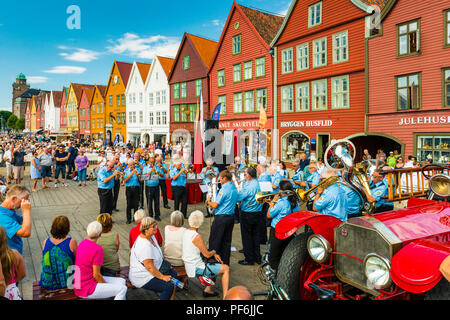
[206,175,219,216]
[422,165,450,199]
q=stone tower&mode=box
[12,73,30,111]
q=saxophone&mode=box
[296,175,340,203]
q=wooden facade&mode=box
[59,86,69,132]
[90,85,107,140]
[272,0,369,163]
[168,33,217,137]
[367,0,450,164]
[25,99,31,130]
[79,88,94,138]
[104,61,133,144]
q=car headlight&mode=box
[363,253,391,289]
[307,234,331,264]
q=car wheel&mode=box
[424,278,450,300]
[277,230,316,300]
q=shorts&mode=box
[41,166,52,178]
[195,263,222,278]
[55,165,66,179]
[13,166,24,180]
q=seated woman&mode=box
[129,209,162,250]
[0,226,26,300]
[129,217,178,300]
[40,216,77,290]
[96,214,120,277]
[163,211,186,267]
[182,210,230,298]
[74,221,127,300]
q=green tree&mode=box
[6,114,18,129]
[0,111,12,130]
[15,117,25,131]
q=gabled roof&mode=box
[116,61,133,88]
[83,88,94,104]
[359,0,390,10]
[187,33,218,69]
[239,4,284,45]
[136,62,151,84]
[97,85,107,98]
[157,56,175,78]
[17,88,42,99]
[71,83,95,104]
[51,91,63,108]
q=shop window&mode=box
[397,73,421,110]
[397,19,420,57]
[416,134,450,164]
[281,132,310,162]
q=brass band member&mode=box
[123,159,141,224]
[97,160,120,215]
[134,152,146,209]
[169,159,188,218]
[155,155,170,209]
[205,170,238,266]
[112,155,123,213]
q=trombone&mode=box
[247,190,298,209]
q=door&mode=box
[317,133,330,160]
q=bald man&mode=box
[223,286,254,300]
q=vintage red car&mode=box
[275,197,450,300]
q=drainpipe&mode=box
[271,47,278,160]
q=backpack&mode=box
[39,244,73,290]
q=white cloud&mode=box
[43,66,86,74]
[59,47,101,62]
[27,76,49,84]
[212,19,220,26]
[106,33,180,60]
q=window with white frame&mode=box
[244,91,254,113]
[312,79,327,110]
[156,112,161,125]
[139,92,143,104]
[445,10,450,47]
[331,75,349,109]
[333,31,348,64]
[233,64,241,82]
[297,43,309,71]
[149,112,154,125]
[309,1,322,28]
[128,112,132,123]
[296,82,310,112]
[161,90,167,104]
[281,85,294,113]
[218,70,225,87]
[256,88,267,111]
[149,93,154,106]
[233,93,243,113]
[156,91,161,105]
[313,37,327,68]
[282,48,293,74]
[139,111,143,123]
[162,111,167,124]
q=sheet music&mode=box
[259,181,273,193]
[199,184,209,193]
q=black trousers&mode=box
[260,203,269,244]
[172,186,188,218]
[139,181,145,208]
[126,186,140,222]
[98,188,113,214]
[268,227,294,271]
[240,210,264,263]
[146,185,160,218]
[208,214,234,266]
[113,178,120,210]
[159,179,169,206]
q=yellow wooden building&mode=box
[30,95,37,131]
[90,84,107,140]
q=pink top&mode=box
[74,239,103,297]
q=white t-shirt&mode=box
[129,235,163,288]
[3,150,11,164]
[182,229,205,278]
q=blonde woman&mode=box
[96,214,120,277]
[0,226,26,300]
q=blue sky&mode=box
[0,0,290,112]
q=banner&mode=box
[222,130,233,155]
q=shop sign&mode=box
[219,120,259,129]
[398,116,450,126]
[280,120,333,128]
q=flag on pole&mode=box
[258,102,267,130]
[211,103,222,121]
[193,91,204,173]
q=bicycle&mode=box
[252,245,290,300]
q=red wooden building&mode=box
[25,99,31,131]
[271,0,377,163]
[209,2,284,162]
[79,88,94,139]
[367,0,450,164]
[59,86,69,133]
[168,33,218,139]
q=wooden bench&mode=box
[33,266,133,300]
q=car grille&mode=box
[334,216,403,296]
